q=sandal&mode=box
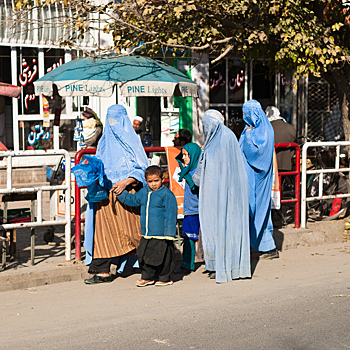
[135,279,155,287]
[155,280,174,286]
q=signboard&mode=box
[57,179,75,217]
[165,146,184,217]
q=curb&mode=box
[0,264,89,292]
[0,219,347,293]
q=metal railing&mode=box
[0,150,72,261]
[275,143,301,229]
[74,148,96,261]
[301,141,350,228]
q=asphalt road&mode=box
[1,242,350,350]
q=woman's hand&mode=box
[111,180,128,195]
[111,178,137,195]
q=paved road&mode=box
[1,242,350,350]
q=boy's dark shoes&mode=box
[135,279,155,287]
[259,249,279,260]
[84,274,111,284]
[174,268,191,275]
[209,272,216,279]
[155,280,174,286]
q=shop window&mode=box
[228,60,245,104]
[209,61,226,104]
[18,119,76,151]
[252,62,275,110]
[45,49,66,114]
[280,71,294,105]
[209,58,247,124]
[228,106,245,139]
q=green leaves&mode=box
[12,0,350,78]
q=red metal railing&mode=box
[74,148,97,261]
[74,147,168,260]
[275,143,301,229]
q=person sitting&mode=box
[117,165,178,287]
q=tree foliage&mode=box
[11,0,350,78]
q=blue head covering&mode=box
[96,104,149,187]
[83,104,149,266]
[240,99,274,172]
[176,142,201,190]
[193,109,251,283]
[239,100,276,252]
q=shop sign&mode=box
[57,179,75,217]
[210,70,244,92]
[19,58,38,109]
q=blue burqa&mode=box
[193,109,251,283]
[239,100,276,252]
[83,104,149,266]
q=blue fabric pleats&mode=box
[193,109,251,283]
[239,100,276,252]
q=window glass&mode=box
[228,60,245,104]
[280,71,294,105]
[18,119,76,151]
[228,106,245,139]
[209,61,226,104]
[44,49,67,114]
[252,62,275,110]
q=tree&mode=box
[10,0,350,138]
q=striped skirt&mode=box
[93,191,142,259]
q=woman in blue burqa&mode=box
[239,100,278,259]
[73,104,149,284]
[192,109,251,283]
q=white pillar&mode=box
[11,47,19,152]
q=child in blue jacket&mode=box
[117,165,178,287]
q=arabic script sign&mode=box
[210,70,244,92]
[19,58,37,110]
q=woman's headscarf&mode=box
[176,142,201,190]
[240,99,274,172]
[265,106,286,123]
[193,109,251,283]
[96,104,149,187]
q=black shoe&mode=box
[84,274,111,284]
[259,249,279,260]
[209,271,216,279]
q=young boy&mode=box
[117,165,178,287]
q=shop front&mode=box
[209,58,297,139]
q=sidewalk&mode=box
[0,212,347,292]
